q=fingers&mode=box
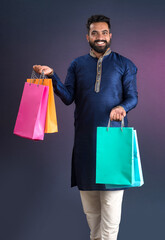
[110,106,126,121]
[33,65,53,75]
[111,113,122,121]
[33,65,42,74]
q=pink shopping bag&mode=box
[14,81,49,140]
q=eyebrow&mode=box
[91,30,109,33]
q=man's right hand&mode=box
[33,65,53,76]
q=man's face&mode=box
[86,22,112,54]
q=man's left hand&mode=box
[110,106,126,121]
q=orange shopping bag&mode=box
[27,71,58,133]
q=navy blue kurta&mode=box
[52,51,138,190]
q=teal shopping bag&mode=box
[96,119,134,185]
[105,130,144,189]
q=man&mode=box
[33,15,138,240]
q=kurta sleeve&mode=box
[120,60,138,112]
[51,60,76,105]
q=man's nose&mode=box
[96,32,104,39]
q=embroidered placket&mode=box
[95,57,103,93]
[90,48,111,93]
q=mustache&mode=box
[94,40,107,43]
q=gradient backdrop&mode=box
[1,0,165,240]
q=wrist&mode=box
[47,68,54,77]
[117,105,125,111]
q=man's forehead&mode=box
[89,22,109,31]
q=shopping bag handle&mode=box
[107,118,124,131]
[30,70,46,85]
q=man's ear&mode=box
[86,34,89,42]
[110,33,112,39]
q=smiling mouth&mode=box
[95,41,106,46]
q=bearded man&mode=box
[33,15,138,240]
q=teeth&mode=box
[97,42,105,45]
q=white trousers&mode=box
[80,190,124,240]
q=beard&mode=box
[89,40,111,54]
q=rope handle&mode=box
[107,118,124,132]
[30,70,47,85]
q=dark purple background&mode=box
[1,0,165,240]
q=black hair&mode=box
[86,15,111,33]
